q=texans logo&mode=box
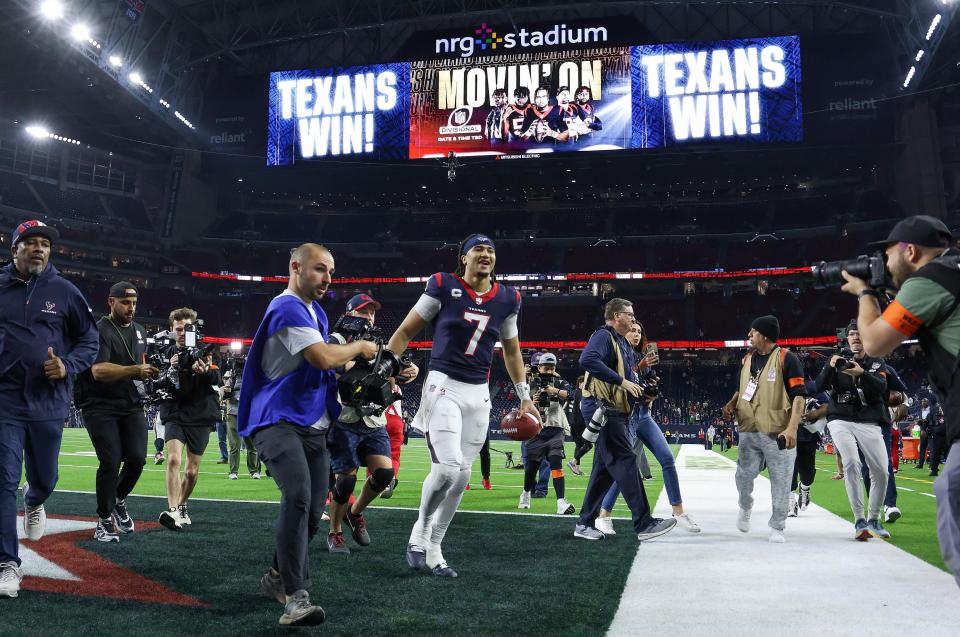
[45,301,56,311]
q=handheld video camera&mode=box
[330,314,411,416]
[142,322,215,405]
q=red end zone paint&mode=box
[20,514,205,607]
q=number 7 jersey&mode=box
[415,273,522,384]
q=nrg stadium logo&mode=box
[435,23,609,58]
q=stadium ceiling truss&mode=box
[8,0,954,138]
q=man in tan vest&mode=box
[722,315,805,543]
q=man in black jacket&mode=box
[76,282,159,542]
[929,405,949,477]
[157,308,221,530]
[816,323,890,541]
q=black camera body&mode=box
[812,254,890,291]
[530,372,560,409]
[330,313,411,415]
[142,328,215,405]
[639,372,661,399]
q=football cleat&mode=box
[344,509,370,546]
[431,562,458,578]
[405,544,428,571]
[482,479,492,490]
[557,498,575,515]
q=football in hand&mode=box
[500,409,542,441]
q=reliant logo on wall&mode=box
[435,23,609,58]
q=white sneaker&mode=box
[885,506,902,524]
[321,511,330,522]
[736,508,751,533]
[788,493,799,518]
[228,473,238,480]
[769,528,786,543]
[0,562,23,598]
[595,517,616,535]
[251,472,261,480]
[22,483,46,541]
[518,491,531,510]
[177,504,192,526]
[674,512,701,533]
[159,508,182,531]
[556,498,575,515]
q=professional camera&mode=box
[639,372,661,399]
[329,313,412,415]
[812,254,890,291]
[582,403,611,443]
[142,325,215,405]
[530,372,560,409]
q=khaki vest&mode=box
[735,347,793,434]
[582,331,632,414]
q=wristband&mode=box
[858,289,879,300]
[515,382,531,401]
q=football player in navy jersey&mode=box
[387,233,540,578]
[502,87,531,142]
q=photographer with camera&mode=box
[75,282,158,542]
[722,316,805,543]
[573,299,677,542]
[326,294,418,553]
[155,308,220,531]
[815,321,891,541]
[517,353,575,515]
[595,321,700,535]
[239,244,381,626]
[837,215,960,586]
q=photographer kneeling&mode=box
[518,353,575,515]
[816,321,891,541]
[156,308,221,530]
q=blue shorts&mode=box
[328,420,392,474]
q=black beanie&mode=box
[751,315,780,342]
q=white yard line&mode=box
[607,445,960,637]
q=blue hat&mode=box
[347,294,381,312]
[12,220,59,246]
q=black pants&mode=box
[930,434,949,474]
[919,435,929,467]
[791,440,818,491]
[578,403,652,533]
[479,435,490,480]
[253,422,329,596]
[85,410,148,519]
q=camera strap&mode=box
[107,317,139,364]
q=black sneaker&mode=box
[94,517,120,543]
[344,509,371,546]
[636,517,678,542]
[532,491,548,499]
[260,569,285,604]
[113,500,134,534]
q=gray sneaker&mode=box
[279,589,325,626]
[868,518,891,539]
[0,562,23,598]
[573,524,604,540]
[260,569,285,604]
[327,532,350,554]
[637,517,678,542]
[567,459,584,476]
[22,483,46,541]
[344,509,370,546]
[854,518,871,541]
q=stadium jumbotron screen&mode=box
[266,35,801,165]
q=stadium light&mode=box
[229,341,242,351]
[108,54,122,68]
[926,14,942,40]
[128,71,142,84]
[39,0,64,20]
[916,49,925,62]
[25,125,50,139]
[70,23,90,42]
[904,65,917,88]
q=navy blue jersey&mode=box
[423,273,521,384]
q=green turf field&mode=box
[8,430,949,635]
[713,445,948,571]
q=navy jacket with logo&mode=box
[0,261,99,420]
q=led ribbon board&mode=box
[631,36,802,147]
[267,63,411,165]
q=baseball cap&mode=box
[108,281,138,298]
[539,353,558,365]
[868,215,952,249]
[12,220,59,246]
[346,293,381,312]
